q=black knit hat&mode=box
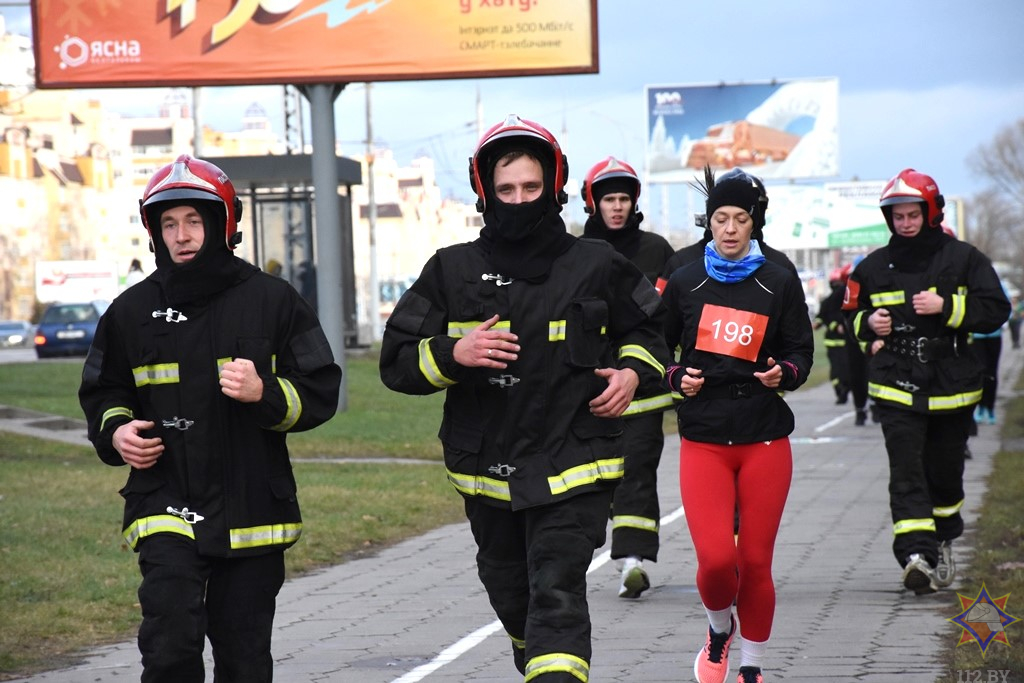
[694,166,769,233]
[706,174,762,225]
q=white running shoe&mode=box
[902,553,938,595]
[934,541,957,587]
[618,557,650,599]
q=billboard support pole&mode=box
[305,82,348,412]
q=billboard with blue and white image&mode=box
[645,78,839,183]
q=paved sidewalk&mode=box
[7,346,1021,682]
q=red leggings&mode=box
[679,437,792,643]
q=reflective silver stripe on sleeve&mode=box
[618,343,665,376]
[100,406,134,432]
[270,377,302,431]
[418,337,456,388]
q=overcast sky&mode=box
[4,1,1024,235]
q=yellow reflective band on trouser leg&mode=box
[612,515,659,533]
[933,499,964,518]
[525,653,589,682]
[893,518,936,535]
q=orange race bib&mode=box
[695,303,769,362]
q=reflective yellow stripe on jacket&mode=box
[123,514,196,549]
[869,291,906,308]
[622,393,674,416]
[418,337,457,389]
[123,515,302,550]
[100,406,134,433]
[618,343,665,376]
[230,523,302,549]
[946,287,967,328]
[868,383,981,410]
[270,377,301,431]
[548,458,624,495]
[446,468,512,502]
[133,363,179,386]
[447,320,512,338]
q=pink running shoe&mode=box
[737,666,764,683]
[693,617,735,683]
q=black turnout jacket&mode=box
[379,237,670,510]
[79,261,341,557]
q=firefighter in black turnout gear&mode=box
[79,155,341,682]
[844,168,1009,595]
[814,265,852,405]
[581,156,674,599]
[380,116,669,682]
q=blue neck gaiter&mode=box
[704,239,766,283]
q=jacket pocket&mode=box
[237,337,273,376]
[439,415,485,453]
[119,468,166,498]
[570,408,623,440]
[565,298,608,369]
[269,474,298,503]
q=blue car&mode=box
[34,301,109,359]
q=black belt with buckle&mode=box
[886,335,957,363]
[695,382,773,400]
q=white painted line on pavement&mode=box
[814,411,852,433]
[389,505,687,682]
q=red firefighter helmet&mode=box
[879,168,945,229]
[468,114,568,213]
[829,263,853,285]
[581,156,641,215]
[140,154,243,249]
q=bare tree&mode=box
[965,189,1018,255]
[968,118,1024,208]
[966,118,1024,290]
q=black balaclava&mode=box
[582,176,644,260]
[147,200,245,305]
[477,139,574,281]
[883,202,952,273]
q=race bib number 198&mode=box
[695,303,769,362]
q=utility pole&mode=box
[283,85,308,283]
[366,83,381,340]
[191,87,202,157]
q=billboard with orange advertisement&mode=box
[31,0,598,88]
